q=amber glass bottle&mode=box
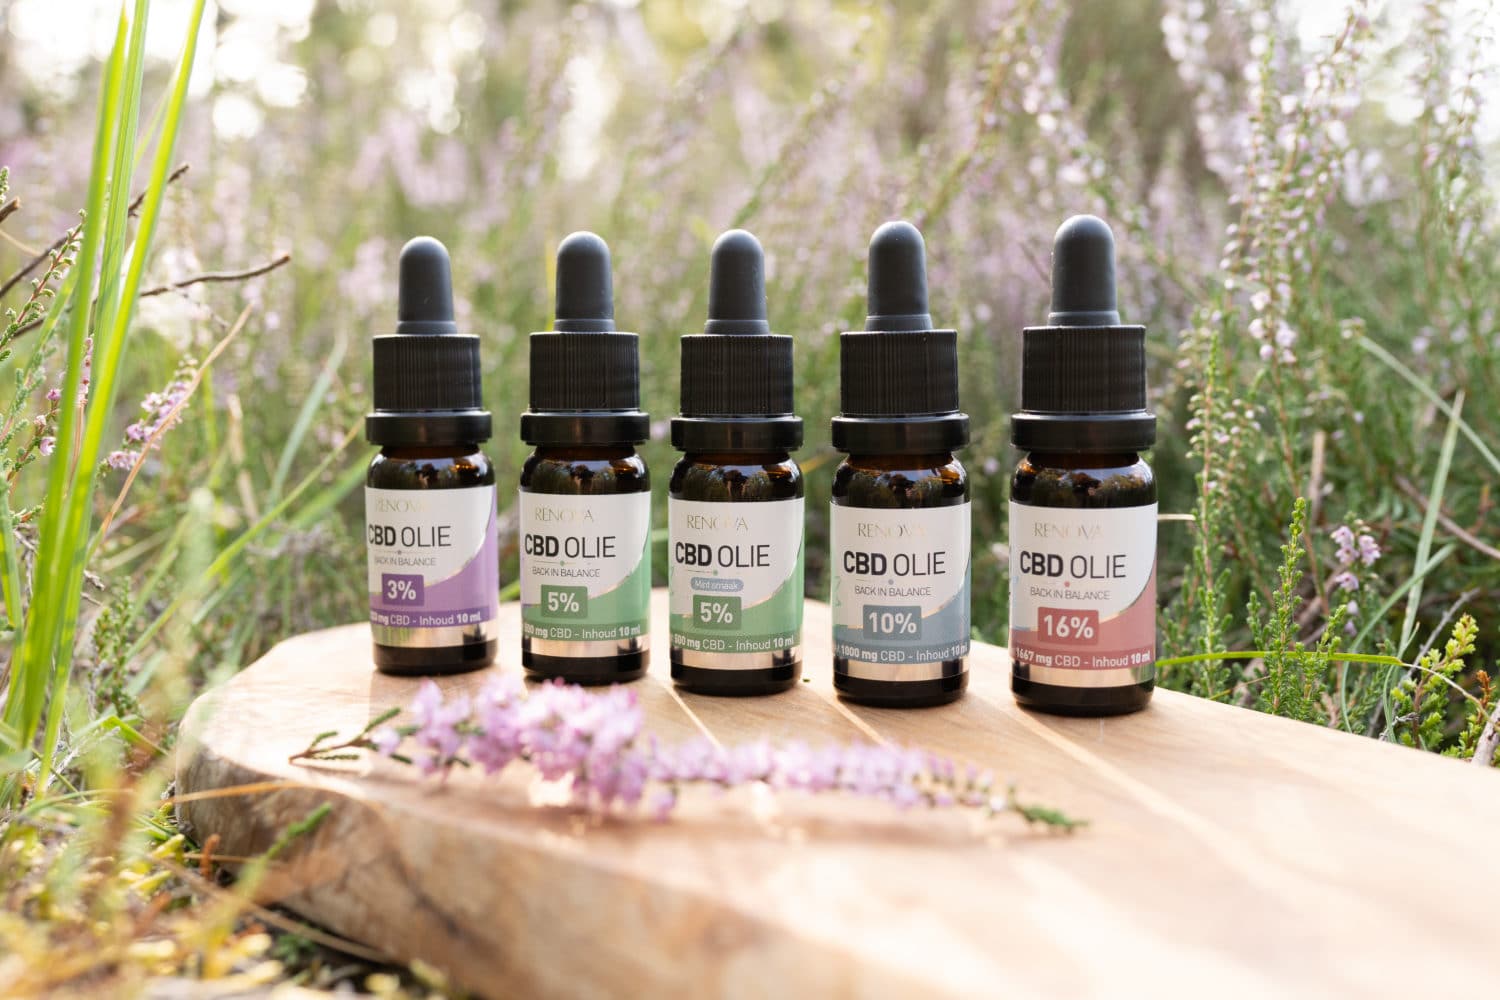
[1009,216,1157,715]
[365,238,498,675]
[831,222,971,707]
[669,231,804,696]
[518,234,652,684]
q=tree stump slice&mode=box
[177,591,1500,998]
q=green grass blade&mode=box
[1398,391,1463,656]
[4,7,129,753]
[92,0,151,330]
[1339,542,1457,731]
[1350,543,1456,652]
[288,459,364,529]
[124,420,361,664]
[1358,336,1500,476]
[35,0,207,789]
[0,494,22,630]
[271,334,346,498]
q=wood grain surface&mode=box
[177,591,1500,999]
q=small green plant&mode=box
[1388,614,1481,753]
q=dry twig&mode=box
[1394,475,1500,561]
[138,253,291,298]
[1472,699,1500,767]
[0,163,190,301]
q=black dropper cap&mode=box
[520,232,648,446]
[1012,215,1154,452]
[831,221,969,454]
[672,230,801,452]
[366,236,491,446]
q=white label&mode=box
[830,502,971,664]
[1008,501,1156,673]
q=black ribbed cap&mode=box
[832,222,968,454]
[673,230,801,452]
[522,233,647,445]
[1013,215,1154,452]
[367,237,491,446]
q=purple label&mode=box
[368,486,500,626]
[381,573,425,606]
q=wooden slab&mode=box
[178,591,1500,998]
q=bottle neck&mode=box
[533,444,638,460]
[682,450,792,465]
[1025,449,1141,468]
[381,442,484,459]
[844,451,956,469]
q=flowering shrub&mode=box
[295,678,1084,829]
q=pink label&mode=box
[1008,501,1156,677]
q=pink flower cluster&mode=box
[1330,524,1380,592]
[369,678,1011,821]
[106,377,191,470]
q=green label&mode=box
[669,496,804,654]
[693,595,741,630]
[541,585,589,619]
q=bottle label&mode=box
[366,485,499,639]
[669,496,804,655]
[519,490,651,645]
[1007,501,1157,682]
[830,502,971,668]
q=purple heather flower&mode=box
[467,675,526,774]
[410,679,471,774]
[1332,571,1359,592]
[106,450,138,471]
[126,379,191,445]
[370,726,402,755]
[367,679,1026,821]
[1357,534,1380,566]
[1331,525,1357,565]
[45,388,61,403]
[38,436,55,457]
[649,788,677,821]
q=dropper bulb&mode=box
[554,231,615,332]
[705,229,770,335]
[1048,215,1121,326]
[865,220,933,332]
[397,236,457,334]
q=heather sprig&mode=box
[1328,521,1382,620]
[292,678,1084,831]
[0,215,83,483]
[1388,614,1480,752]
[103,360,194,472]
[1249,497,1325,724]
